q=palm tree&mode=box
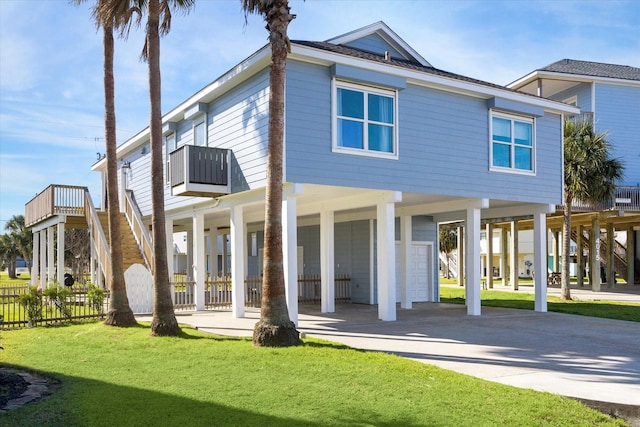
[142,0,194,336]
[4,215,32,271]
[0,233,21,279]
[75,0,137,326]
[241,0,300,347]
[439,228,457,279]
[561,117,624,300]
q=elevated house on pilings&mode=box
[25,22,578,321]
[476,60,640,291]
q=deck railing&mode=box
[25,184,87,227]
[85,191,112,289]
[171,274,352,311]
[561,186,640,213]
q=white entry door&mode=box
[396,242,433,303]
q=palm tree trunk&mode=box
[252,0,300,347]
[147,0,179,336]
[102,24,136,326]
[561,191,572,300]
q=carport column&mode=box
[165,218,174,282]
[31,231,39,286]
[465,207,481,316]
[533,212,548,312]
[509,221,519,290]
[377,200,396,321]
[283,195,299,325]
[47,226,55,287]
[500,227,509,286]
[456,226,464,287]
[400,215,412,309]
[590,217,601,292]
[320,209,335,313]
[553,230,560,273]
[209,227,218,278]
[576,225,584,287]
[230,205,246,318]
[193,212,205,311]
[57,222,65,286]
[39,229,46,289]
[606,223,615,287]
[186,230,193,281]
[627,226,635,286]
[486,223,494,289]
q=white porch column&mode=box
[553,230,561,273]
[501,227,509,286]
[209,227,218,278]
[283,195,299,325]
[456,226,464,287]
[165,218,174,280]
[57,222,65,286]
[47,226,54,288]
[533,211,548,312]
[486,223,494,289]
[230,205,246,318]
[577,225,584,287]
[320,209,335,313]
[377,201,396,321]
[32,231,39,286]
[510,221,519,291]
[186,230,193,281]
[40,230,46,289]
[400,215,412,309]
[590,217,601,292]
[193,212,206,311]
[465,207,481,316]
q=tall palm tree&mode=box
[242,0,300,347]
[142,0,194,336]
[75,0,138,326]
[561,117,624,300]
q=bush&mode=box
[86,283,105,313]
[43,286,73,320]
[18,286,43,327]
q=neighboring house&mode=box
[25,22,577,321]
[507,59,640,286]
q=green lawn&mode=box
[440,286,640,322]
[0,322,625,427]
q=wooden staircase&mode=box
[571,230,628,279]
[97,211,146,271]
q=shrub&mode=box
[86,283,105,313]
[18,286,43,327]
[43,286,73,320]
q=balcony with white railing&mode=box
[169,145,231,197]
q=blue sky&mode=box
[1,0,639,231]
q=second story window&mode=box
[194,119,206,146]
[165,132,176,184]
[490,112,534,173]
[333,81,397,158]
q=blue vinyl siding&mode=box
[595,83,640,186]
[342,33,404,59]
[285,60,563,205]
[551,82,592,112]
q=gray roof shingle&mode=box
[538,59,640,81]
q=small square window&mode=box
[490,112,535,173]
[334,81,397,158]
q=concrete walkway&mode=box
[137,286,640,411]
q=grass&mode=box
[0,271,31,287]
[440,286,640,322]
[0,322,626,427]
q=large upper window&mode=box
[334,81,397,158]
[491,112,534,173]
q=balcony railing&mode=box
[25,185,87,227]
[560,186,640,213]
[170,145,230,197]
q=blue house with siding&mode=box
[26,22,578,322]
[508,59,640,286]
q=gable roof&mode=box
[538,59,640,81]
[325,21,431,67]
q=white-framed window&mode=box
[490,111,535,173]
[194,118,206,146]
[333,80,398,158]
[165,132,176,184]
